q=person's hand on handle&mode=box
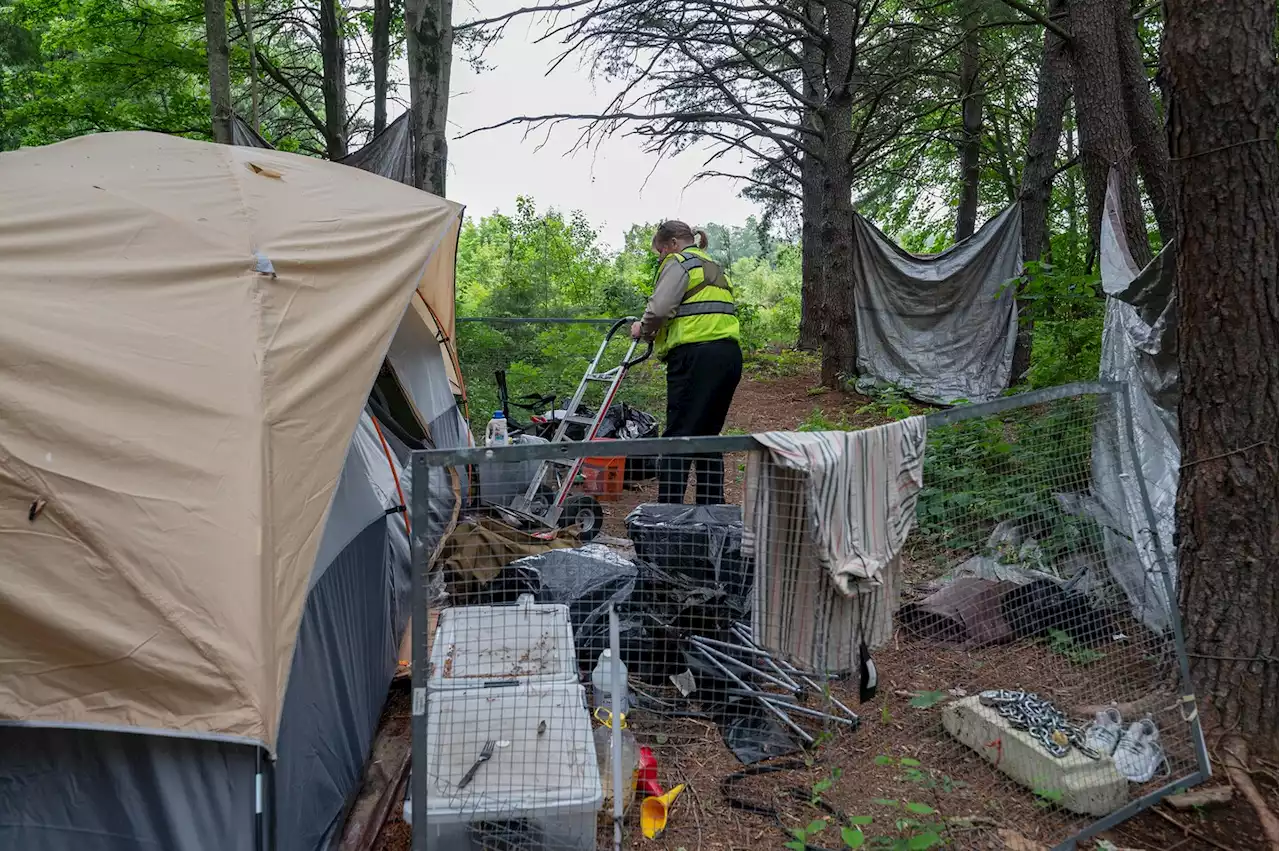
[631,321,643,340]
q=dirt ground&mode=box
[372,364,1276,851]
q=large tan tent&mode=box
[0,132,467,850]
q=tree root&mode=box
[1221,735,1279,851]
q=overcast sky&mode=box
[389,14,762,248]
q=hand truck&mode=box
[500,318,652,537]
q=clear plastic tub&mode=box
[428,595,577,690]
[419,682,602,850]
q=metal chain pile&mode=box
[979,689,1101,760]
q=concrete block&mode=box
[941,696,1128,816]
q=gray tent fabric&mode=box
[1092,170,1179,633]
[0,467,414,851]
[338,113,413,185]
[0,727,258,851]
[231,115,273,149]
[275,519,400,851]
[233,112,414,185]
[852,205,1022,404]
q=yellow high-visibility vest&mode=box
[653,246,741,359]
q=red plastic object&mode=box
[636,746,662,798]
[581,438,625,501]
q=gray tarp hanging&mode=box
[1092,171,1179,633]
[231,115,272,148]
[233,113,414,185]
[338,113,413,185]
[852,205,1022,404]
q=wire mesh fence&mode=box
[409,382,1208,851]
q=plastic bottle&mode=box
[591,648,630,714]
[593,721,639,818]
[484,411,510,446]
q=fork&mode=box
[456,739,496,790]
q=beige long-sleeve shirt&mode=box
[638,253,725,339]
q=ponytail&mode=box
[692,229,709,250]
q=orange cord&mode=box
[371,417,411,536]
[418,291,470,423]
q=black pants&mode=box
[658,337,744,504]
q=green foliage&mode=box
[794,756,950,851]
[1014,259,1106,390]
[1046,628,1106,666]
[913,399,1102,566]
[1033,787,1064,809]
[1,0,212,147]
[907,691,947,710]
[454,201,806,437]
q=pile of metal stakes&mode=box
[684,622,859,744]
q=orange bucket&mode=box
[581,439,625,501]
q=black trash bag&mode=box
[508,545,642,671]
[721,708,801,765]
[677,647,800,764]
[1001,578,1113,646]
[626,503,752,605]
[597,403,661,483]
[596,402,659,441]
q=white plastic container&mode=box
[590,648,630,715]
[484,411,510,446]
[429,595,577,691]
[419,682,602,850]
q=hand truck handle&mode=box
[605,317,653,369]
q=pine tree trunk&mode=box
[954,22,983,243]
[244,0,260,132]
[319,0,348,159]
[799,149,823,351]
[1164,0,1279,745]
[1068,0,1149,266]
[406,0,452,194]
[797,0,825,352]
[373,0,391,134]
[1013,0,1071,384]
[1115,0,1172,245]
[818,0,856,387]
[204,0,233,144]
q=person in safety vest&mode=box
[630,220,742,504]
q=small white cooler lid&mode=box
[424,682,603,820]
[429,595,577,689]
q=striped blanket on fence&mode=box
[745,418,928,671]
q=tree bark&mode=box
[1013,0,1071,384]
[799,147,824,351]
[204,0,234,144]
[797,0,825,353]
[243,0,260,132]
[373,0,391,134]
[954,20,983,243]
[1164,0,1279,746]
[817,0,856,387]
[1114,0,1172,245]
[406,0,453,194]
[319,0,348,159]
[1068,0,1150,266]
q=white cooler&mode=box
[417,681,602,850]
[428,595,577,690]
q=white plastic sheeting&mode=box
[1092,170,1179,633]
[853,206,1023,404]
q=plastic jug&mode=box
[484,411,510,446]
[591,649,630,714]
[592,715,639,818]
